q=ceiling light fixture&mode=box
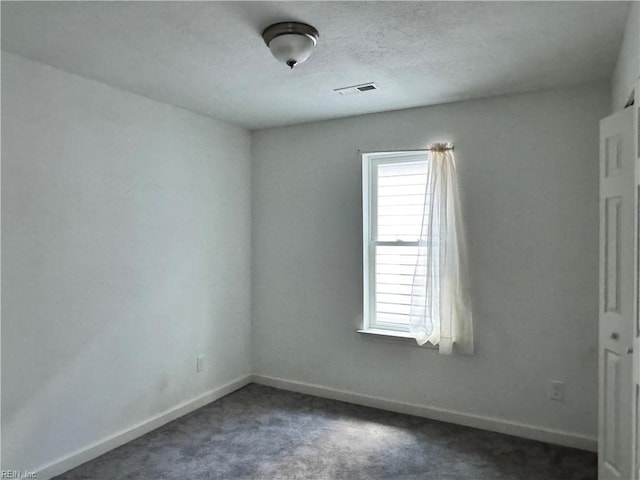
[262,22,319,69]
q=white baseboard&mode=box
[252,374,598,453]
[35,375,252,480]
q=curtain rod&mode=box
[359,144,454,154]
[427,143,454,152]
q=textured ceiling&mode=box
[1,1,630,130]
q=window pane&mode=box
[377,313,410,325]
[374,244,425,327]
[365,154,439,333]
[376,161,428,242]
[377,194,425,207]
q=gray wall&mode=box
[1,46,615,471]
[251,82,610,441]
[612,1,639,111]
[1,52,252,471]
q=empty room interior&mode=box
[2,1,640,479]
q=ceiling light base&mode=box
[262,22,319,46]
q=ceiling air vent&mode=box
[334,82,379,95]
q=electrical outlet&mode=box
[549,381,564,401]
[196,356,205,373]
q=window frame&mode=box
[361,150,429,334]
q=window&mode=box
[361,151,434,335]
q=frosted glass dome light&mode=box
[262,22,319,69]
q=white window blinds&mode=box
[364,154,434,332]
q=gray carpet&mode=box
[54,384,596,480]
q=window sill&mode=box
[357,329,437,349]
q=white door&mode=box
[599,103,639,480]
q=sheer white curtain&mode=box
[408,144,473,354]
